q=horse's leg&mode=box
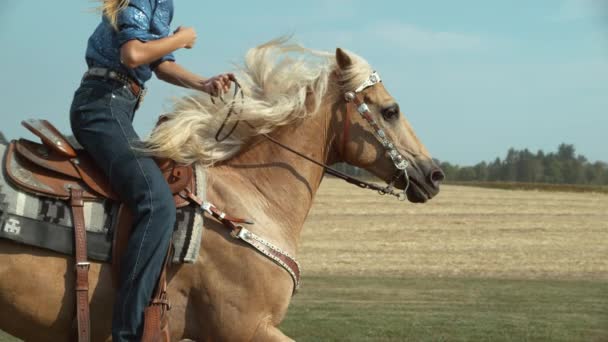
[251,319,295,342]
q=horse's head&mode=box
[331,48,444,203]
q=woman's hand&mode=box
[173,26,197,49]
[154,62,237,95]
[199,73,235,96]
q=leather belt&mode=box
[83,67,144,99]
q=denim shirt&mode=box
[85,0,175,85]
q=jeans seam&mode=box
[110,86,156,329]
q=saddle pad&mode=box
[0,143,206,264]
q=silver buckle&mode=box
[234,226,252,240]
[76,262,90,270]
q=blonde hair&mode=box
[142,38,373,167]
[99,0,130,30]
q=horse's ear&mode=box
[335,48,353,70]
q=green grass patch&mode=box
[2,276,606,341]
[0,331,17,342]
[282,276,608,342]
[445,181,608,194]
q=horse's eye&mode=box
[381,104,400,121]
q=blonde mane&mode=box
[143,38,373,166]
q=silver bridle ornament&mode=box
[344,71,410,200]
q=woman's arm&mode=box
[120,27,196,69]
[154,61,234,96]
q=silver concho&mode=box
[344,91,356,102]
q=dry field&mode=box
[299,178,608,280]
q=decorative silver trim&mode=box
[25,119,63,148]
[344,91,356,102]
[76,262,91,270]
[354,71,382,93]
[201,202,213,215]
[197,200,301,292]
[235,226,301,291]
[357,103,370,114]
[10,156,54,192]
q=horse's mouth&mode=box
[394,168,435,203]
[405,176,430,203]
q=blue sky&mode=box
[0,0,606,165]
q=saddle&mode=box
[4,119,195,342]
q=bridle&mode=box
[215,71,411,201]
[340,71,410,200]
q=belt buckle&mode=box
[129,82,141,97]
[76,261,90,270]
[134,84,146,110]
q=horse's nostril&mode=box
[429,169,445,185]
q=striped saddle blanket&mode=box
[0,143,206,264]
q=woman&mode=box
[69,0,232,340]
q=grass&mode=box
[282,275,608,342]
[0,331,17,342]
[3,275,606,341]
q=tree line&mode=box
[1,132,604,186]
[440,144,608,185]
[331,143,608,185]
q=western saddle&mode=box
[4,119,196,342]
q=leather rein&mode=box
[215,71,411,201]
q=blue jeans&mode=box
[70,77,176,341]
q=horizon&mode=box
[1,0,606,165]
[0,129,600,167]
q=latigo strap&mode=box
[70,187,90,342]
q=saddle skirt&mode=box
[0,133,206,264]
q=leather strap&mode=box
[340,102,351,160]
[70,188,90,342]
[84,67,143,98]
[141,245,172,342]
[181,190,301,293]
[231,224,301,292]
[180,189,253,225]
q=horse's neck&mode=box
[209,104,335,252]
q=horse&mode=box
[0,39,443,341]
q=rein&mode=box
[213,71,410,200]
[258,131,405,198]
[214,75,245,142]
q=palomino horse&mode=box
[0,40,443,341]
